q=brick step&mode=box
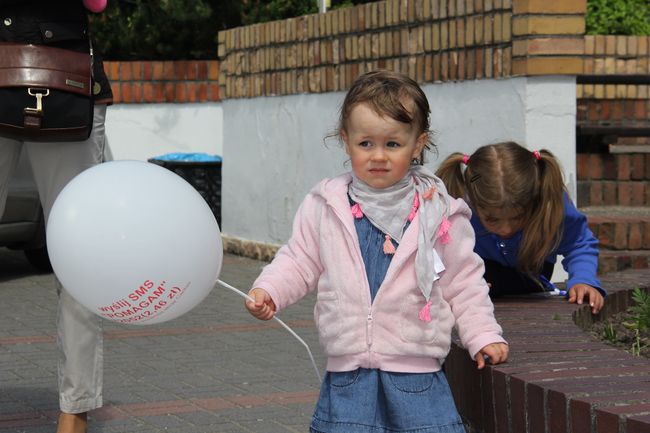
[577,179,649,207]
[598,249,650,274]
[576,153,650,182]
[582,206,650,251]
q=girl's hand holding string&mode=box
[475,343,509,370]
[567,283,604,315]
[246,288,277,320]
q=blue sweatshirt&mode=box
[470,193,605,296]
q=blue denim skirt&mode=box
[310,368,466,433]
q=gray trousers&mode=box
[0,105,108,413]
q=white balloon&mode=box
[47,160,223,325]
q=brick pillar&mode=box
[511,0,586,75]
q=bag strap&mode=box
[0,43,92,97]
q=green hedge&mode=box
[586,0,650,35]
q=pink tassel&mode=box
[437,217,452,244]
[351,203,364,219]
[418,300,433,322]
[407,193,420,222]
[422,186,436,200]
[383,235,396,255]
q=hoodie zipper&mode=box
[328,198,375,350]
[366,308,373,348]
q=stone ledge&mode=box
[446,267,650,433]
[222,235,280,263]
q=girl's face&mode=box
[341,102,427,189]
[475,206,527,239]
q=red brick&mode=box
[629,223,643,250]
[510,377,526,433]
[634,100,647,120]
[612,100,624,120]
[173,61,188,80]
[131,61,142,80]
[493,370,510,433]
[631,182,645,206]
[590,182,603,206]
[627,414,650,433]
[624,99,635,119]
[596,409,622,433]
[187,82,198,102]
[175,83,187,102]
[209,83,220,101]
[120,83,132,102]
[589,154,604,179]
[197,62,209,80]
[644,222,650,249]
[120,62,132,81]
[618,182,632,206]
[603,181,617,205]
[143,82,154,102]
[547,390,568,433]
[646,155,650,179]
[164,82,175,102]
[198,82,208,102]
[600,100,611,120]
[617,154,631,180]
[603,154,617,179]
[110,82,120,103]
[480,369,496,433]
[143,62,153,80]
[152,61,164,80]
[577,154,588,180]
[132,83,142,102]
[570,399,594,433]
[614,221,629,249]
[631,154,646,180]
[527,383,545,433]
[597,404,650,432]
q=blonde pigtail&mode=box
[518,149,566,275]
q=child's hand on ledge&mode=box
[568,284,604,315]
[475,343,509,369]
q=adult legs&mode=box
[25,105,108,433]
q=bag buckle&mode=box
[25,88,50,115]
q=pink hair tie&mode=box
[462,154,470,165]
[533,150,541,161]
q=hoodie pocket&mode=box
[315,291,342,339]
[399,293,437,343]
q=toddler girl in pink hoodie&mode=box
[246,70,508,433]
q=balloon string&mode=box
[216,279,322,383]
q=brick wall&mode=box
[217,0,586,99]
[446,269,650,433]
[104,60,220,104]
[577,35,650,154]
[580,35,650,100]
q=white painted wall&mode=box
[105,103,223,161]
[222,76,577,246]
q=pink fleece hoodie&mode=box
[253,173,506,373]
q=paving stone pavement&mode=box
[0,248,325,433]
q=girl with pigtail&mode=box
[436,141,605,314]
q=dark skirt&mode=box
[310,368,466,433]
